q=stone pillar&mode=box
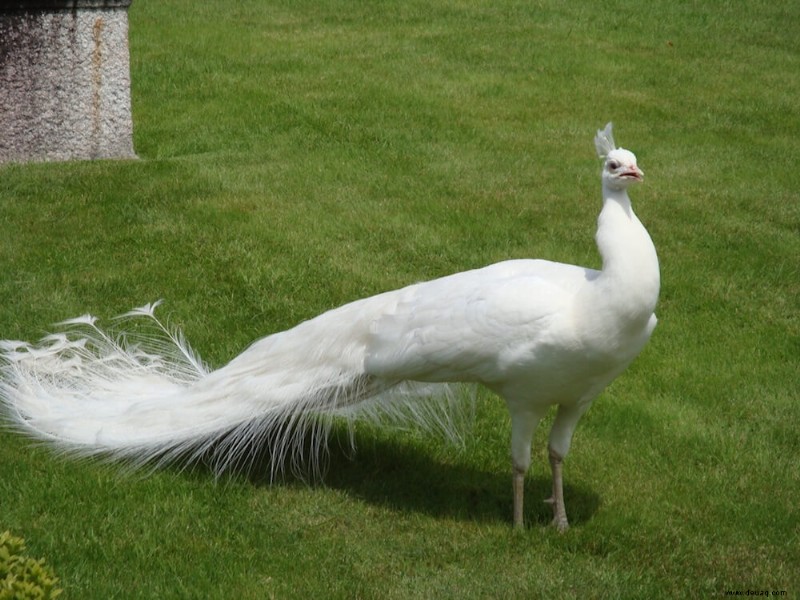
[0,1,136,163]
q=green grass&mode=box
[1,0,799,597]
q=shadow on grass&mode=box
[198,424,602,529]
[325,437,601,529]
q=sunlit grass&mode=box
[1,0,798,597]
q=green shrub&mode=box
[0,532,62,600]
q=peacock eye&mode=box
[608,160,620,170]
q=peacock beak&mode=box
[624,166,644,181]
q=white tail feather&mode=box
[0,303,474,479]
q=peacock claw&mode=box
[551,518,569,533]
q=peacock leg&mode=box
[545,446,569,532]
[508,408,543,529]
[545,403,590,532]
[512,467,526,529]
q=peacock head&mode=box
[594,122,644,191]
[602,148,643,190]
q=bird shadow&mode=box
[201,425,602,529]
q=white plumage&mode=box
[0,123,658,530]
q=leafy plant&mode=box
[0,532,62,600]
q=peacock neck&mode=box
[590,185,660,328]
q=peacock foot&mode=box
[551,516,569,532]
[544,496,569,532]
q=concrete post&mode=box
[0,0,136,163]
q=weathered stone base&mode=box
[0,1,136,163]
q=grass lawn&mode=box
[1,0,798,597]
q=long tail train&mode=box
[0,300,474,478]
